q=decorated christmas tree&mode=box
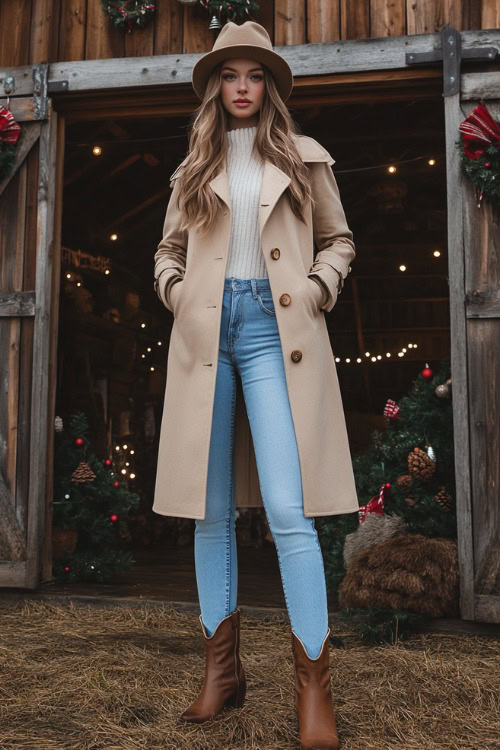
[317,356,458,641]
[52,412,141,582]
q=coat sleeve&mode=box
[307,157,355,313]
[153,175,188,313]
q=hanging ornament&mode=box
[113,480,121,487]
[100,1,156,33]
[408,446,436,481]
[433,487,454,511]
[420,363,433,380]
[435,383,451,399]
[74,437,85,447]
[358,482,391,524]
[208,14,222,30]
[110,514,119,522]
[383,398,400,422]
[55,416,64,432]
[104,458,113,468]
[71,461,97,484]
[456,101,500,210]
[0,105,21,181]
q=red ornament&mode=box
[383,398,400,422]
[75,437,84,446]
[113,480,120,487]
[421,366,433,380]
[104,458,112,467]
[110,514,119,522]
[358,483,391,523]
[64,566,70,571]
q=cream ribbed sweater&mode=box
[224,126,268,279]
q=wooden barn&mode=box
[0,1,499,624]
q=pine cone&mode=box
[433,486,453,511]
[408,446,436,480]
[397,474,413,492]
[71,461,96,484]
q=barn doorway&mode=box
[49,80,451,604]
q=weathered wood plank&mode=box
[275,0,306,46]
[307,0,341,43]
[2,29,499,97]
[0,292,36,317]
[444,91,475,620]
[0,122,41,198]
[0,472,26,560]
[25,101,58,589]
[370,0,405,39]
[474,594,500,624]
[461,70,500,100]
[58,0,87,63]
[0,561,27,586]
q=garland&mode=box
[457,101,500,209]
[0,106,21,182]
[199,0,260,23]
[101,1,156,32]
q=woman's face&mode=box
[220,58,265,128]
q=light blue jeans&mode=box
[194,277,330,659]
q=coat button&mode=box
[279,293,291,306]
[270,248,280,260]
[291,349,302,362]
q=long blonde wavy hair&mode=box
[173,62,314,235]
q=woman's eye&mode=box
[223,74,262,81]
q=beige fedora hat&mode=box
[191,21,294,102]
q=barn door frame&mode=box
[1,29,500,595]
[434,29,500,623]
[0,64,62,588]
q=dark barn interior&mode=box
[53,92,450,605]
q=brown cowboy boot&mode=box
[291,628,340,750]
[178,608,246,723]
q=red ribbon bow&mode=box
[0,106,21,146]
[458,102,500,161]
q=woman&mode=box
[153,20,358,750]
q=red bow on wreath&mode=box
[458,102,500,161]
[0,106,21,146]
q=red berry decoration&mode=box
[113,480,120,487]
[104,458,112,467]
[64,566,70,572]
[75,437,84,446]
[110,514,118,522]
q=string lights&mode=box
[334,342,418,365]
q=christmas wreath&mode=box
[457,101,500,209]
[0,106,21,182]
[101,1,156,32]
[199,0,260,23]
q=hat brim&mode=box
[191,44,293,103]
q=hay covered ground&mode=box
[0,599,498,750]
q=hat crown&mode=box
[212,21,273,53]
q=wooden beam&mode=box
[0,472,26,560]
[1,29,498,97]
[0,292,36,316]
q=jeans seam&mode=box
[224,364,237,617]
[256,293,276,317]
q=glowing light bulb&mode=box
[399,264,406,272]
[92,146,102,156]
[388,165,397,174]
[110,233,118,241]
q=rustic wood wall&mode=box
[0,0,499,68]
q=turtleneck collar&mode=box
[227,125,257,151]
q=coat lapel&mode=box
[208,160,291,236]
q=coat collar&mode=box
[170,135,334,235]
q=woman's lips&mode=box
[234,101,251,107]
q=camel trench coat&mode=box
[152,134,360,520]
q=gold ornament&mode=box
[71,461,96,484]
[408,446,436,480]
